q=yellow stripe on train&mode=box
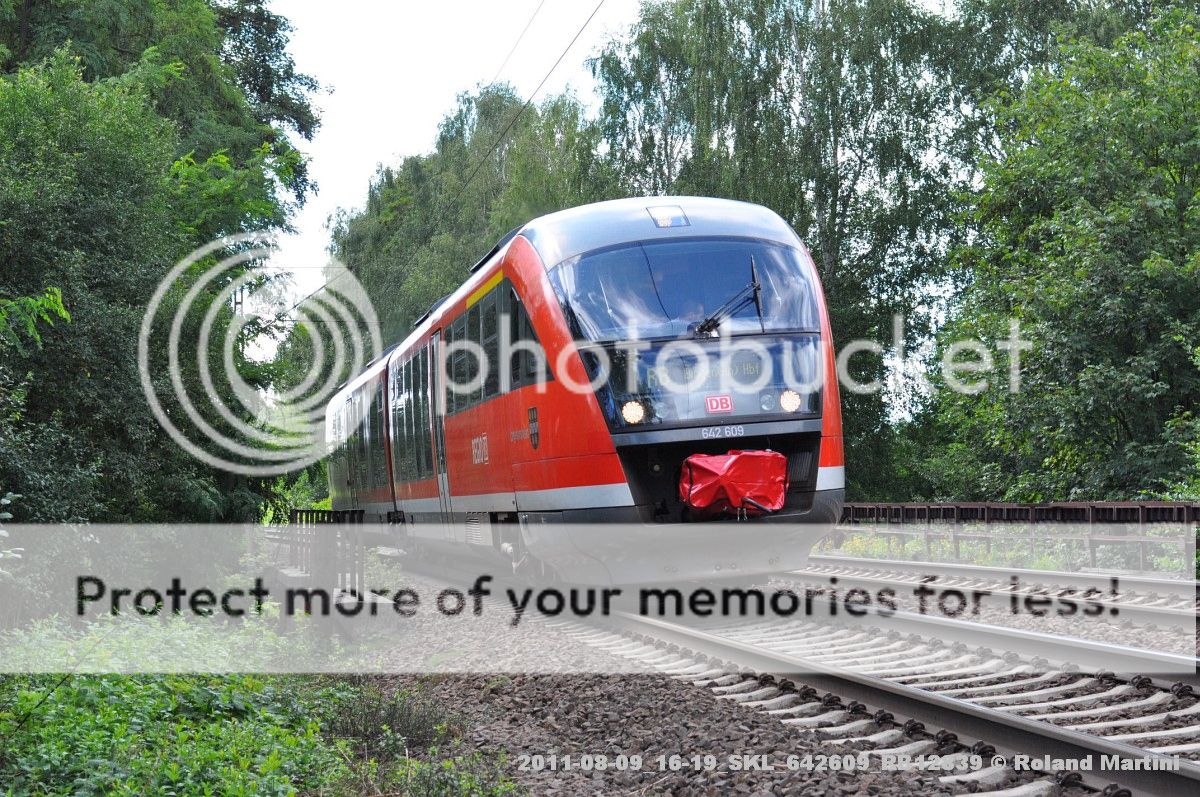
[466,271,504,308]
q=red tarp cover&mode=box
[678,450,789,517]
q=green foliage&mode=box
[170,145,288,238]
[0,49,277,522]
[828,523,1191,573]
[0,287,69,353]
[916,10,1200,500]
[316,677,459,763]
[260,465,329,525]
[0,674,349,795]
[327,86,618,345]
[590,0,976,497]
[214,0,320,141]
[0,671,519,796]
[0,50,181,520]
[0,0,319,522]
[387,754,522,797]
[0,0,317,209]
[311,676,518,795]
[0,371,104,522]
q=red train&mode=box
[326,197,843,583]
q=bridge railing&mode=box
[840,501,1200,525]
[281,508,366,598]
[832,502,1198,572]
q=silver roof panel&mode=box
[520,196,802,268]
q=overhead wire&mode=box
[268,0,608,333]
[449,0,608,207]
[488,0,549,86]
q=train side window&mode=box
[466,304,481,406]
[418,347,432,478]
[372,384,385,487]
[363,390,372,487]
[445,323,456,415]
[508,284,547,388]
[450,317,466,414]
[394,365,406,482]
[356,393,368,489]
[396,362,405,482]
[481,291,499,398]
[400,360,410,480]
[404,358,416,481]
[412,349,423,478]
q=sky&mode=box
[271,0,643,294]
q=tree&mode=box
[0,0,318,214]
[329,86,613,344]
[0,51,181,519]
[214,0,320,200]
[918,10,1200,500]
[0,1,320,522]
[591,0,971,497]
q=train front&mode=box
[524,197,844,583]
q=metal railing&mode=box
[840,501,1200,525]
[834,502,1198,572]
[283,508,365,597]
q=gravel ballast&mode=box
[388,672,1029,796]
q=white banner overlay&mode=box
[0,524,1192,674]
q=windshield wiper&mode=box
[692,256,766,337]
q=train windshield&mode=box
[547,238,819,342]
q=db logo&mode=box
[705,395,733,414]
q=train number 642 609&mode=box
[700,425,745,439]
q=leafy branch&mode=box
[0,287,70,354]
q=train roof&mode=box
[520,195,802,269]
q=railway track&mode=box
[270,518,1200,794]
[808,556,1196,597]
[555,606,1200,797]
[792,555,1197,632]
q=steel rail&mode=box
[808,555,1197,601]
[796,557,1197,630]
[830,609,1200,689]
[606,610,1200,797]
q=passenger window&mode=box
[373,385,385,486]
[416,348,429,478]
[403,359,415,481]
[467,304,481,406]
[356,395,368,488]
[398,364,412,482]
[482,292,499,398]
[450,319,466,414]
[508,284,547,387]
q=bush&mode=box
[0,668,521,796]
[309,676,520,796]
[316,676,458,761]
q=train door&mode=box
[430,330,453,529]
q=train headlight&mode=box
[780,389,803,413]
[759,392,776,411]
[621,400,647,424]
